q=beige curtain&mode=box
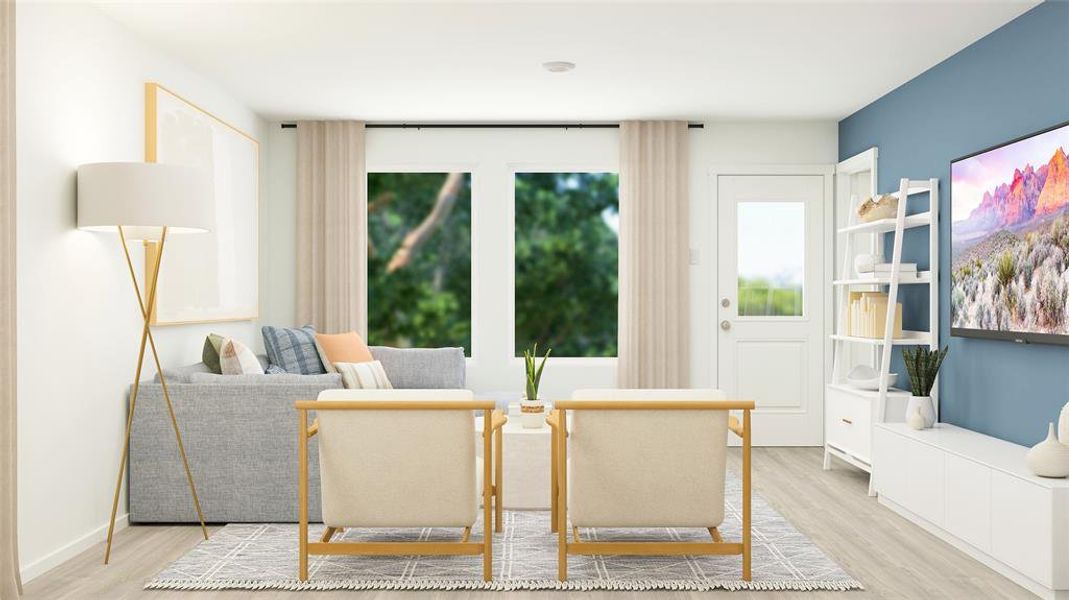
[0,0,20,597]
[296,121,367,335]
[617,121,690,388]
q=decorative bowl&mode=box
[846,365,898,391]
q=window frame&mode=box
[508,163,621,364]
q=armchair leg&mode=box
[550,425,558,533]
[556,409,568,581]
[495,426,504,533]
[742,408,752,582]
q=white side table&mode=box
[475,414,552,510]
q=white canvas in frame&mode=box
[145,82,259,324]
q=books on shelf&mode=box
[847,291,903,338]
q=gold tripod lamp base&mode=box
[102,225,208,564]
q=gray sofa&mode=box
[129,346,465,523]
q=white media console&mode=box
[873,422,1069,600]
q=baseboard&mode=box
[19,513,129,583]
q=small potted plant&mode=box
[902,346,948,429]
[522,343,552,429]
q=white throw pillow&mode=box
[220,338,265,375]
[335,360,393,389]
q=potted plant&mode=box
[521,343,552,429]
[901,346,948,429]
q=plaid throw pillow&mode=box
[261,325,326,374]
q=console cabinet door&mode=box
[990,471,1052,586]
[904,441,945,527]
[873,427,907,500]
[944,454,991,552]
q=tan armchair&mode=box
[295,389,507,582]
[547,389,754,582]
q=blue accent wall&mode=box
[838,1,1069,447]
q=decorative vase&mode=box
[905,395,936,429]
[1059,402,1069,445]
[520,397,545,429]
[1025,423,1069,478]
[906,407,926,430]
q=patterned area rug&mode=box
[147,477,861,592]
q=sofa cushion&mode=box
[220,338,266,375]
[187,372,343,386]
[315,331,374,373]
[201,333,225,374]
[262,325,326,374]
[336,360,393,389]
[156,362,212,384]
[370,346,465,389]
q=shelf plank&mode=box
[884,182,933,199]
[838,211,931,235]
[827,383,911,398]
[833,271,932,286]
[830,330,931,346]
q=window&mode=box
[514,172,619,356]
[367,172,472,354]
[736,201,804,317]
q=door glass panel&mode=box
[737,201,804,317]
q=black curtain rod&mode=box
[279,122,703,130]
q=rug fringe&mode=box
[145,577,864,592]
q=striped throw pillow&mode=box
[335,361,393,390]
[220,338,266,375]
[261,325,326,374]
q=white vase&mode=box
[1059,401,1069,445]
[906,407,926,430]
[520,398,545,429]
[905,396,936,429]
[1026,423,1069,478]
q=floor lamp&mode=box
[76,162,212,563]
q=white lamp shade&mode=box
[77,162,212,240]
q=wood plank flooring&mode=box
[21,448,1034,599]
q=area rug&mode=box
[147,477,862,592]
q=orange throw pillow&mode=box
[315,331,374,372]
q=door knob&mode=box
[720,320,731,331]
[721,297,731,308]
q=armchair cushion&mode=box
[567,389,729,529]
[315,389,478,528]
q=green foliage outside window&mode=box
[515,173,619,356]
[737,277,803,317]
[367,172,471,354]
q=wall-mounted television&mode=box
[951,121,1069,345]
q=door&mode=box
[717,174,827,446]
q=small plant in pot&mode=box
[522,343,552,429]
[902,345,948,429]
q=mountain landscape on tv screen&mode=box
[952,145,1069,335]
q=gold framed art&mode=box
[144,82,260,325]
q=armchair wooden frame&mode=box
[295,400,507,582]
[546,399,755,582]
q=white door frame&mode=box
[709,165,835,443]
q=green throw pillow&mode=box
[202,333,225,374]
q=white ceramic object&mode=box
[846,365,898,391]
[906,407,926,430]
[905,395,936,429]
[1059,401,1069,445]
[1025,423,1069,478]
[854,254,877,274]
[520,399,545,429]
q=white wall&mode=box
[16,2,267,580]
[263,121,837,398]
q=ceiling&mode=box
[92,1,1039,123]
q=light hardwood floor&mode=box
[22,448,1034,600]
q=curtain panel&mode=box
[1,0,21,596]
[617,121,691,388]
[295,121,368,335]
